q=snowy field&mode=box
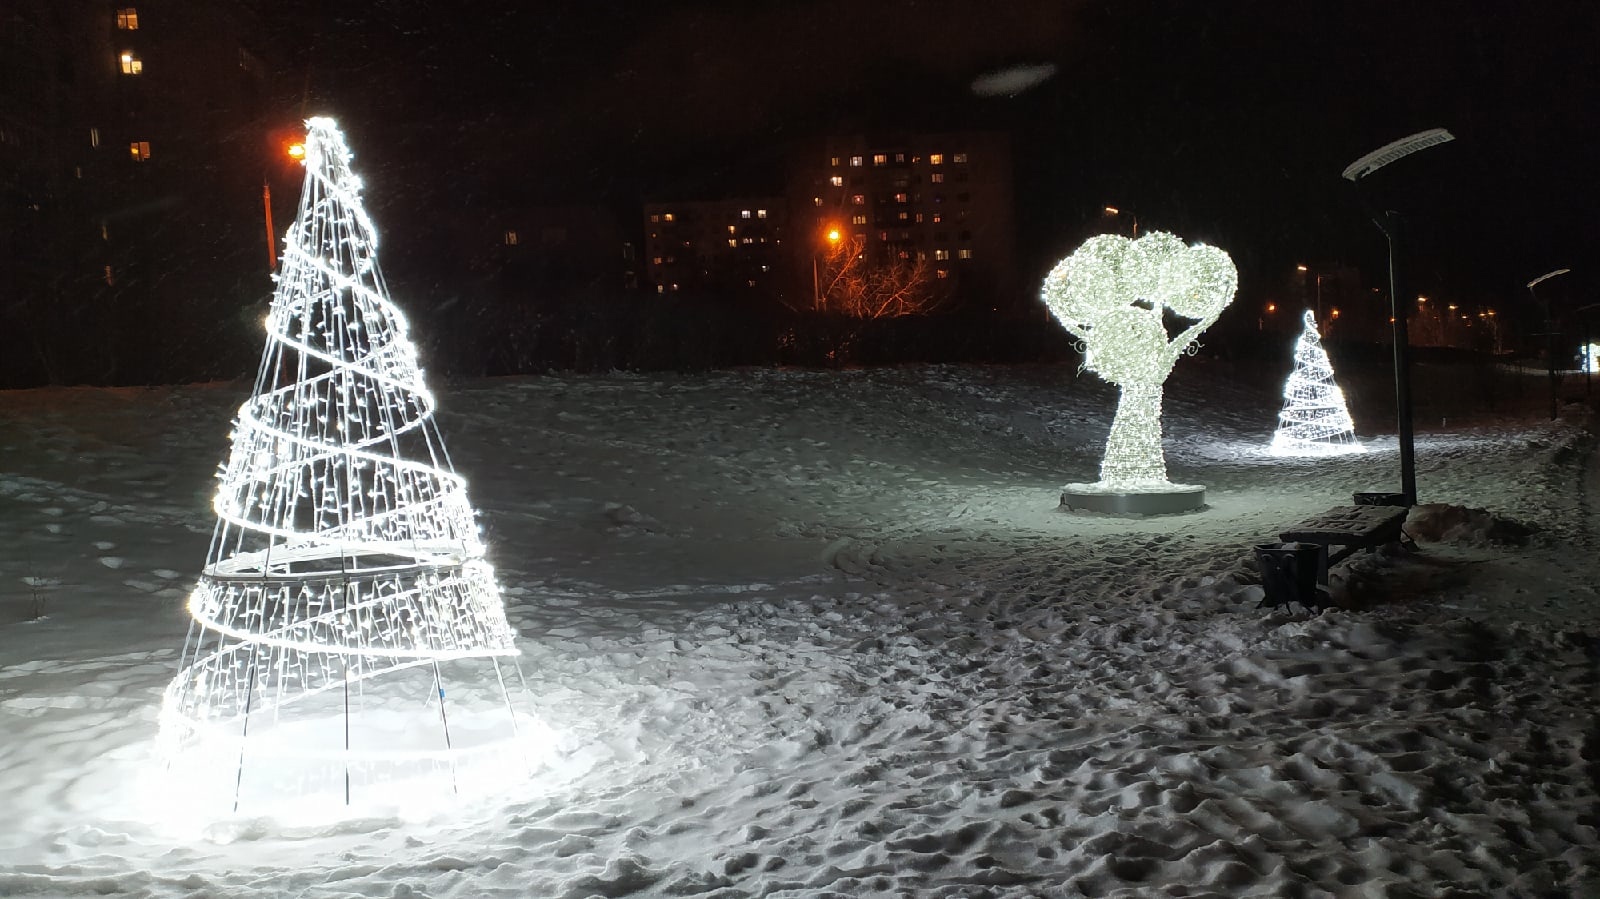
[1,361,1597,897]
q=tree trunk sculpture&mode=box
[1042,232,1238,491]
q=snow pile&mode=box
[0,363,1596,896]
[1407,503,1536,547]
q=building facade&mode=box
[0,1,273,386]
[641,198,789,299]
[787,131,1016,312]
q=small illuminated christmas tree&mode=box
[159,118,534,816]
[1270,309,1364,455]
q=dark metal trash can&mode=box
[1352,491,1408,507]
[1254,541,1325,610]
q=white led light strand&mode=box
[1270,310,1364,456]
[1042,231,1237,491]
[158,118,531,816]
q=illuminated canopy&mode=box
[159,118,529,816]
[1043,231,1237,512]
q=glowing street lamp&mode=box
[262,134,308,271]
[1342,127,1456,506]
[1528,267,1571,419]
[1102,205,1137,237]
[813,224,843,310]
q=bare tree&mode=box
[1042,232,1237,488]
[814,235,948,319]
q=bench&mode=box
[1256,503,1412,609]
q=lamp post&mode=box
[1295,264,1325,326]
[1342,127,1455,506]
[1528,267,1571,419]
[813,225,841,310]
[262,138,307,272]
[1103,205,1137,237]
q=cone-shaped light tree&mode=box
[1270,309,1365,455]
[159,118,529,815]
[1043,231,1237,513]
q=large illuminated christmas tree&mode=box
[1270,309,1364,455]
[159,118,531,815]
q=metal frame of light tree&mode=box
[159,118,528,815]
[1043,231,1238,514]
[1270,309,1365,456]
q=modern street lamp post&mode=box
[1342,127,1455,506]
[1528,268,1571,420]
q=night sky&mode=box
[265,0,1599,323]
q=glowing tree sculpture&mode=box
[159,118,532,817]
[1043,231,1237,514]
[1270,310,1365,455]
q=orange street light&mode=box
[286,141,306,161]
[1296,264,1309,272]
[826,227,841,243]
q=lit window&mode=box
[936,269,949,279]
[727,239,737,248]
[894,192,908,203]
[90,127,100,147]
[757,209,767,219]
[100,221,109,240]
[741,209,752,219]
[650,214,660,223]
[953,153,967,163]
[958,248,972,259]
[930,173,945,183]
[829,156,841,166]
[813,197,822,206]
[894,152,905,163]
[872,153,887,166]
[849,155,863,167]
[120,52,143,75]
[931,213,942,223]
[935,249,950,260]
[504,230,519,245]
[851,214,866,225]
[104,265,114,285]
[914,213,924,223]
[851,194,865,205]
[879,231,888,241]
[727,225,736,233]
[742,237,754,244]
[129,140,150,161]
[929,154,944,165]
[662,212,675,222]
[653,256,663,265]
[829,175,843,187]
[897,212,908,222]
[116,8,138,29]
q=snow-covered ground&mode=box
[1,361,1596,897]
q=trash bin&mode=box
[1254,541,1325,610]
[1352,491,1407,507]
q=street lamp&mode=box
[1103,206,1137,237]
[263,137,308,271]
[1296,264,1325,325]
[813,225,842,310]
[1342,127,1455,506]
[1527,267,1571,419]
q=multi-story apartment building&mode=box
[0,1,273,386]
[787,131,1016,311]
[642,198,789,298]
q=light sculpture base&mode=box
[1060,482,1206,515]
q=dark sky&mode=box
[267,0,1600,318]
